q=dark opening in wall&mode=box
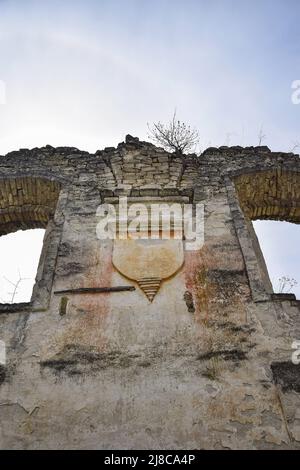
[253,220,300,298]
[0,229,45,303]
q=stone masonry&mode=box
[0,135,300,449]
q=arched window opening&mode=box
[233,169,300,300]
[0,177,61,310]
[253,220,300,299]
[0,229,45,303]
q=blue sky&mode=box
[0,0,299,300]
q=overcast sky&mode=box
[0,0,299,301]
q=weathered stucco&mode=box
[0,136,300,449]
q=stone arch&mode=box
[0,176,61,236]
[233,169,300,224]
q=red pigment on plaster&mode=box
[184,251,201,291]
[184,246,217,322]
[66,241,114,350]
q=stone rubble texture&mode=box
[0,136,300,449]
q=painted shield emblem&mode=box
[112,237,184,301]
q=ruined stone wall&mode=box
[0,136,300,449]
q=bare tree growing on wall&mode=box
[257,125,266,146]
[0,270,29,304]
[278,276,298,294]
[148,111,200,155]
[290,140,300,153]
